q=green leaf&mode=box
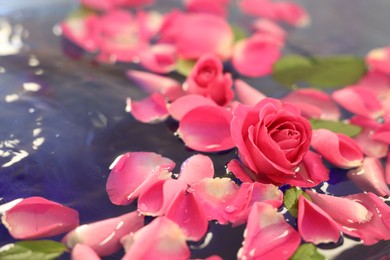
[0,240,67,260]
[272,55,367,88]
[283,187,310,218]
[291,243,325,260]
[231,25,248,43]
[176,58,196,76]
[310,119,362,137]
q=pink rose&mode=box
[185,54,233,106]
[230,98,325,186]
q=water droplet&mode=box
[224,205,237,213]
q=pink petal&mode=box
[238,202,301,260]
[234,79,266,105]
[178,154,214,185]
[63,211,144,257]
[126,70,184,101]
[2,197,79,239]
[311,129,364,168]
[71,244,100,260]
[126,93,169,124]
[226,159,257,183]
[372,121,390,144]
[177,105,234,152]
[106,152,175,205]
[332,86,384,119]
[184,0,229,17]
[168,95,217,121]
[121,217,190,260]
[252,18,286,44]
[347,157,390,197]
[298,196,340,244]
[0,198,23,215]
[139,44,177,73]
[80,0,154,10]
[232,34,281,77]
[366,46,390,75]
[166,191,209,241]
[282,89,340,120]
[386,152,390,184]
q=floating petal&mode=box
[139,44,177,73]
[127,93,169,124]
[184,0,229,17]
[168,95,217,121]
[234,79,266,105]
[179,154,215,185]
[71,244,100,260]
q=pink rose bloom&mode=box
[231,98,319,185]
[185,54,233,106]
[81,0,154,11]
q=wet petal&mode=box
[366,46,390,75]
[179,154,214,185]
[106,152,175,205]
[168,95,217,121]
[234,79,266,105]
[139,44,177,73]
[347,157,390,197]
[298,196,340,244]
[177,105,234,152]
[311,129,364,168]
[126,70,184,101]
[238,202,301,260]
[121,217,190,260]
[71,244,100,260]
[63,211,144,257]
[2,197,79,239]
[126,93,169,124]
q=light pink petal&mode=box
[63,211,144,257]
[139,44,177,73]
[2,197,79,240]
[252,18,286,44]
[122,217,190,260]
[168,95,217,121]
[106,152,175,205]
[71,244,100,260]
[238,202,301,260]
[311,129,364,168]
[282,89,340,120]
[366,46,390,75]
[184,0,229,17]
[177,105,234,152]
[178,154,214,185]
[298,196,340,244]
[127,93,169,124]
[353,128,388,158]
[372,121,390,144]
[332,86,384,119]
[138,179,187,216]
[166,192,209,241]
[232,34,281,77]
[126,70,184,101]
[347,157,390,197]
[234,79,266,105]
[191,177,241,224]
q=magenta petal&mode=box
[311,129,364,168]
[2,197,79,240]
[166,191,209,241]
[106,152,175,205]
[347,157,390,197]
[127,93,169,124]
[298,196,340,244]
[178,154,214,185]
[232,34,281,77]
[282,89,340,120]
[139,44,177,73]
[122,217,190,260]
[71,244,100,260]
[126,70,184,101]
[234,79,266,105]
[366,46,390,75]
[63,211,144,257]
[169,95,217,121]
[238,202,301,260]
[177,105,234,152]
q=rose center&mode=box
[271,128,300,149]
[195,65,216,87]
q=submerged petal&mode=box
[127,93,169,124]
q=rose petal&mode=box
[179,154,214,185]
[0,198,24,215]
[63,211,144,256]
[169,95,217,121]
[2,197,79,239]
[226,159,256,183]
[184,0,229,17]
[139,43,177,73]
[127,93,169,124]
[366,46,390,75]
[234,79,266,105]
[298,196,341,244]
[177,105,234,152]
[372,121,390,144]
[282,89,340,120]
[311,129,364,168]
[252,18,286,44]
[386,152,390,184]
[347,157,390,197]
[71,244,100,260]
[80,0,154,10]
[106,152,175,205]
[232,34,281,77]
[121,217,190,260]
[238,202,301,260]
